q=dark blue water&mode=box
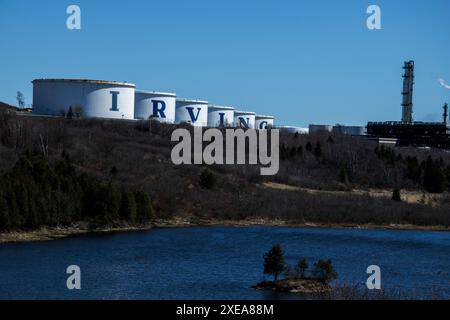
[0,226,449,300]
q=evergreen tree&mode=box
[297,258,309,279]
[66,106,74,119]
[289,147,296,159]
[119,191,137,222]
[327,136,334,144]
[339,168,350,185]
[0,190,11,230]
[135,191,154,222]
[263,244,286,281]
[199,168,216,189]
[392,189,402,201]
[423,156,446,194]
[314,142,322,158]
[406,156,422,183]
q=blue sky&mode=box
[1,0,450,127]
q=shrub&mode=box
[392,189,402,202]
[313,259,338,284]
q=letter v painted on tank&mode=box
[186,107,201,123]
[110,91,120,111]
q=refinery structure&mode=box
[367,61,450,149]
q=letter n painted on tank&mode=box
[186,107,201,123]
[110,91,120,111]
[152,100,166,118]
[239,117,250,129]
[219,113,225,125]
[259,121,268,129]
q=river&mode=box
[0,226,449,299]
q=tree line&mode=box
[0,153,154,231]
[279,136,450,194]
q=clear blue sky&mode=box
[1,0,450,127]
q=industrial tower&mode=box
[401,61,415,123]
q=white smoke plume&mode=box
[438,77,450,89]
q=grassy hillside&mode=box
[0,105,449,231]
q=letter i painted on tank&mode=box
[219,112,225,126]
[186,107,201,123]
[239,117,250,129]
[259,121,268,129]
[110,91,120,111]
[152,100,166,118]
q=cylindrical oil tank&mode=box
[255,115,275,130]
[309,124,333,134]
[134,91,176,122]
[234,111,256,129]
[332,125,366,136]
[279,126,309,134]
[207,105,234,127]
[32,79,135,119]
[175,99,209,127]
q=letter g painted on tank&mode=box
[152,100,166,118]
[110,91,120,111]
[259,121,268,129]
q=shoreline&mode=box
[1,218,449,244]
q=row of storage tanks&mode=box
[31,79,274,130]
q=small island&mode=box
[253,244,338,294]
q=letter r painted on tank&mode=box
[219,113,225,125]
[110,91,120,111]
[259,121,268,129]
[152,100,166,118]
[186,107,201,123]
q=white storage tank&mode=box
[32,79,135,119]
[279,126,309,134]
[234,111,256,129]
[332,125,366,136]
[309,124,333,134]
[134,91,176,122]
[255,115,274,130]
[207,105,234,127]
[175,99,209,127]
